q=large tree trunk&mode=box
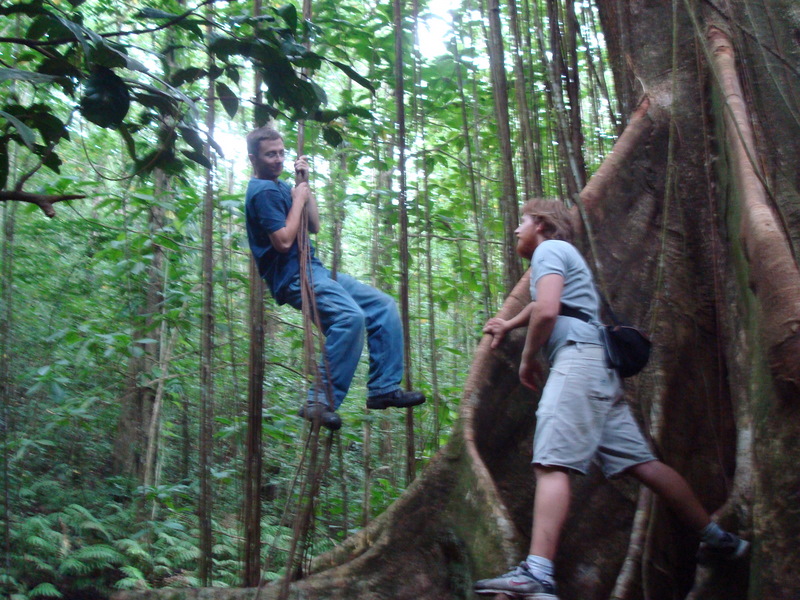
[114,1,800,599]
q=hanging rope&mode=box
[262,0,343,596]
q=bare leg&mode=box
[627,460,710,531]
[530,466,572,559]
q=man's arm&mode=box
[519,273,563,390]
[268,153,321,252]
[483,302,535,349]
[268,182,309,253]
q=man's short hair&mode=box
[247,126,282,156]
[521,198,575,242]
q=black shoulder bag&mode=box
[560,299,651,378]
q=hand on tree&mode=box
[483,318,511,348]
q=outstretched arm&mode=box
[483,302,535,349]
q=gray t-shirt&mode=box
[530,239,603,362]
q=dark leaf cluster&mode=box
[0,0,374,196]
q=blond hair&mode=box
[521,198,575,242]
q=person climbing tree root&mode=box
[474,199,748,600]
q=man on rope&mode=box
[474,199,748,600]
[244,126,425,431]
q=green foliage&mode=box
[0,0,374,189]
[1,0,622,595]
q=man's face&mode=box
[250,137,286,180]
[515,213,540,258]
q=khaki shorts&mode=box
[533,343,656,477]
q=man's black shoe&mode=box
[367,389,426,410]
[298,402,342,431]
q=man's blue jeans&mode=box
[282,263,404,409]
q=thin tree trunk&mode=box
[508,0,538,200]
[327,147,346,279]
[538,0,583,198]
[198,11,217,582]
[580,6,619,137]
[393,0,416,486]
[242,0,265,585]
[137,172,168,489]
[520,0,544,196]
[453,11,493,318]
[484,0,522,292]
[564,0,587,188]
[412,0,441,449]
[0,200,16,571]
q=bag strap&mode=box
[559,304,593,323]
[593,288,623,326]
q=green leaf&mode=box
[56,16,93,56]
[179,125,205,153]
[312,109,338,123]
[275,4,298,33]
[80,67,130,129]
[0,68,60,84]
[181,150,212,169]
[322,126,343,147]
[215,82,238,119]
[171,67,207,87]
[223,64,240,84]
[0,1,48,17]
[39,146,62,173]
[29,108,68,146]
[207,34,251,61]
[136,7,180,19]
[254,103,279,126]
[0,110,36,150]
[326,59,375,93]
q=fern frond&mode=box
[25,535,57,552]
[211,543,236,558]
[119,565,146,579]
[72,544,124,564]
[28,582,63,598]
[166,545,198,565]
[57,556,92,576]
[64,504,96,522]
[115,538,151,562]
[113,567,150,592]
[22,553,56,573]
[0,573,20,585]
[78,520,112,541]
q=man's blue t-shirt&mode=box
[530,239,603,362]
[245,177,323,304]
